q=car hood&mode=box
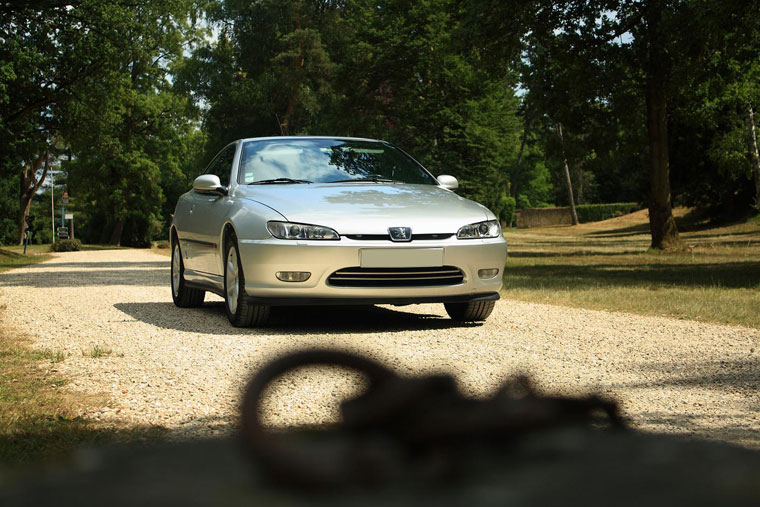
[235,183,492,235]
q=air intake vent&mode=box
[328,266,464,287]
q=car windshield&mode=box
[238,138,438,185]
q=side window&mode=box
[204,145,236,187]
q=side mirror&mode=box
[193,174,227,195]
[437,174,459,190]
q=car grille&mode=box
[345,233,454,241]
[328,266,465,287]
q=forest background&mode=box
[1,0,759,248]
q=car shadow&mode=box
[113,301,479,335]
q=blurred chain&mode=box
[241,349,625,488]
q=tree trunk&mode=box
[17,198,32,246]
[645,0,681,250]
[511,114,532,199]
[109,219,125,246]
[98,225,110,245]
[557,123,579,225]
[280,6,305,136]
[17,151,50,244]
[744,104,760,207]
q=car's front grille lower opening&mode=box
[328,266,465,287]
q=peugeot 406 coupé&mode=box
[170,137,507,327]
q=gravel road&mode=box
[1,249,758,447]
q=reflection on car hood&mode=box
[236,183,492,235]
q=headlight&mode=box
[267,221,340,240]
[456,220,501,239]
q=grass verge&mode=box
[503,209,760,328]
[0,246,51,274]
[0,332,166,467]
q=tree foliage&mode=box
[1,0,759,247]
[1,0,202,245]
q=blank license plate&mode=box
[359,248,444,268]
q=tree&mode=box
[177,0,341,157]
[183,0,524,212]
[475,0,760,247]
[0,0,202,245]
[557,123,579,225]
[63,1,200,245]
[639,0,681,249]
[675,0,760,214]
[324,0,522,211]
[1,1,119,243]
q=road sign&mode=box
[65,213,73,220]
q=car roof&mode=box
[237,136,388,144]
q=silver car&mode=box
[170,137,507,327]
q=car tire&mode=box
[171,237,205,308]
[444,300,495,322]
[224,233,270,327]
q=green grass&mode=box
[0,246,51,274]
[79,244,130,251]
[502,209,760,328]
[83,345,113,358]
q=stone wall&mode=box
[515,207,573,228]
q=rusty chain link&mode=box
[240,349,625,488]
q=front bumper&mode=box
[237,236,507,305]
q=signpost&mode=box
[50,172,55,244]
[61,191,69,227]
[65,213,74,239]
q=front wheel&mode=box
[224,234,270,327]
[444,300,495,322]
[171,238,205,308]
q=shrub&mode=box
[516,194,532,210]
[575,203,641,223]
[52,239,82,252]
[497,195,517,228]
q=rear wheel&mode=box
[171,237,205,308]
[444,300,495,322]
[224,233,270,327]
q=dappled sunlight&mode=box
[503,209,760,328]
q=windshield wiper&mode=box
[249,178,313,185]
[328,177,396,183]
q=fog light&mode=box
[276,271,311,282]
[478,268,499,279]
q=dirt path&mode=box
[0,249,758,447]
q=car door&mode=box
[186,144,237,275]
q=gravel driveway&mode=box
[1,249,758,447]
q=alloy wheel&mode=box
[171,244,181,298]
[226,246,239,314]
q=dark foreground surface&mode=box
[2,428,759,506]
